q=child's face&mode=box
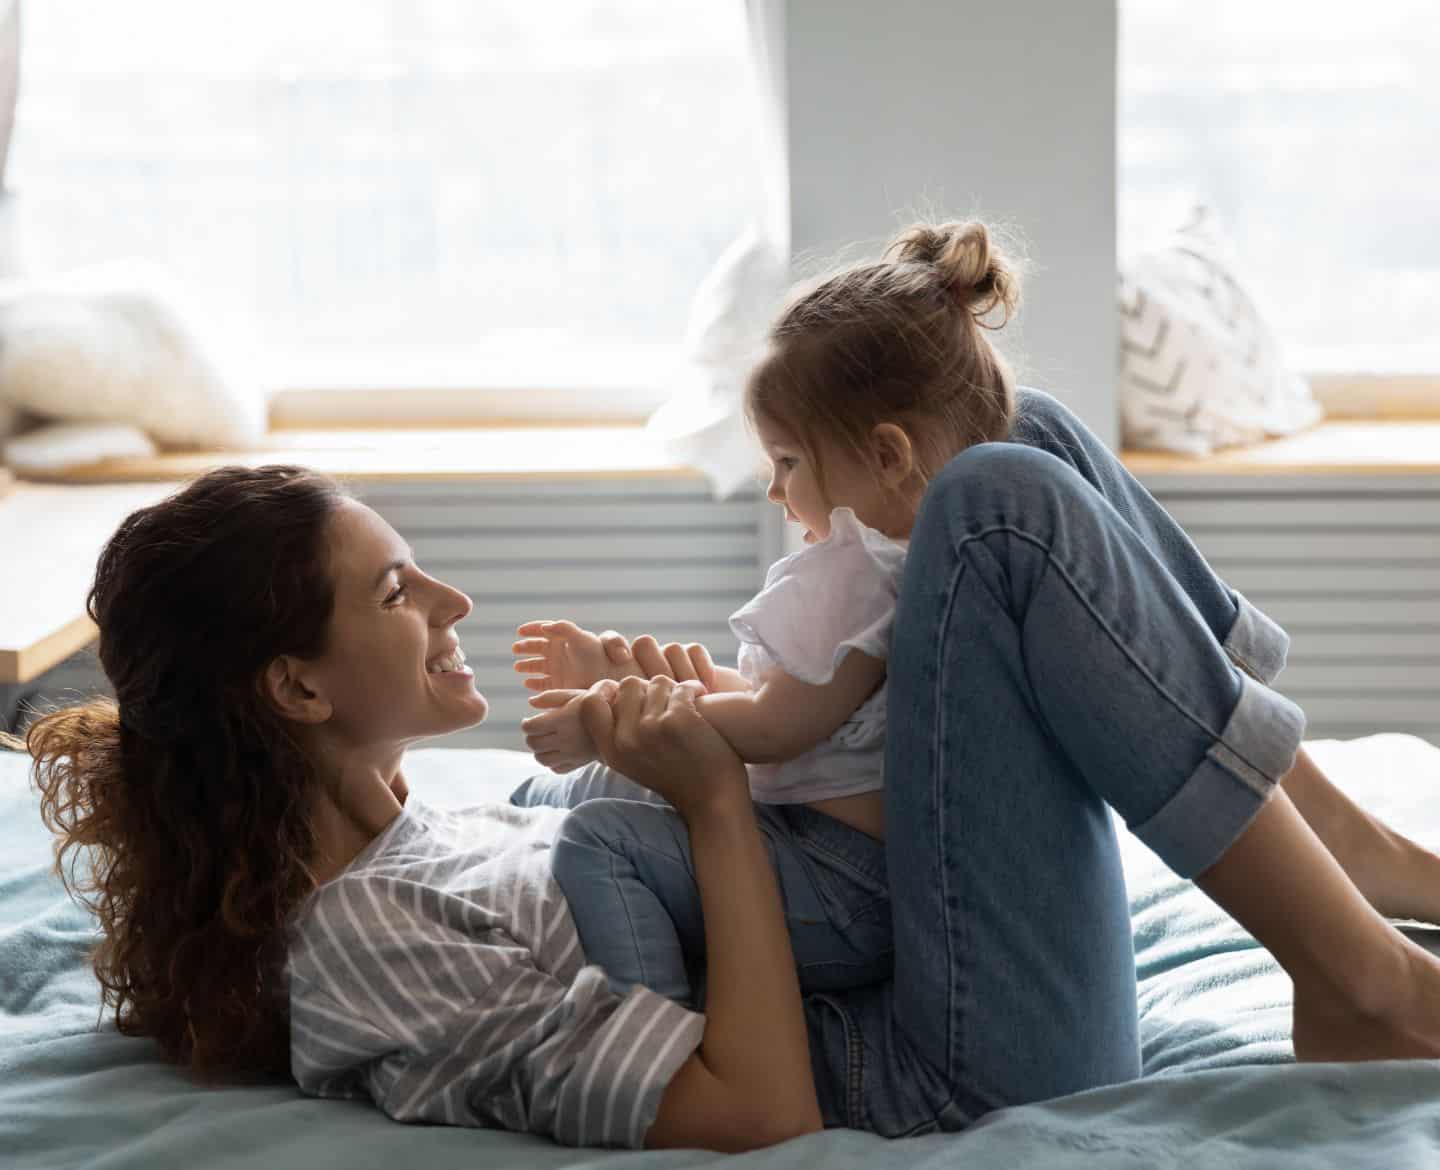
[757,419,887,544]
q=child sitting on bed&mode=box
[509,220,1021,1008]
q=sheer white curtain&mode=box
[647,0,789,497]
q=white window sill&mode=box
[18,424,700,484]
[1122,419,1440,478]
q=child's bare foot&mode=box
[1293,934,1440,1061]
[513,620,642,692]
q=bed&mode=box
[5,735,1440,1169]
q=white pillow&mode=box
[2,420,157,474]
[1118,208,1322,456]
[0,263,267,449]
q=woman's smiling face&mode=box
[304,499,489,748]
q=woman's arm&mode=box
[580,678,822,1151]
[695,650,886,764]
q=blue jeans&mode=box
[527,389,1304,1134]
[801,390,1304,1135]
[512,765,893,1009]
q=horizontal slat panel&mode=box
[463,599,755,630]
[410,530,762,563]
[457,622,737,648]
[1284,630,1440,658]
[357,479,751,502]
[429,724,530,751]
[1140,474,1440,496]
[461,620,739,648]
[478,692,560,726]
[441,565,760,597]
[1160,496,1440,530]
[1241,597,1440,627]
[371,499,760,532]
[1209,564,1440,595]
[1281,695,1440,725]
[1301,725,1440,745]
[1277,662,1440,691]
[1189,531,1440,564]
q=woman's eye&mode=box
[385,585,407,606]
[777,457,797,471]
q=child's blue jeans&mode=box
[511,765,894,1008]
[520,388,1304,1135]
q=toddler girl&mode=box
[511,220,1022,1008]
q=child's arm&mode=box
[519,651,884,775]
[695,651,886,765]
[625,635,753,694]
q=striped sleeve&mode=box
[289,875,705,1148]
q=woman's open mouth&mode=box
[426,646,472,677]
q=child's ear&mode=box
[871,423,916,490]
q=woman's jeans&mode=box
[529,389,1307,1134]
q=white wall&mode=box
[783,0,1118,444]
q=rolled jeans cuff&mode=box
[1133,672,1307,879]
[1223,590,1289,685]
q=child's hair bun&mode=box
[886,220,1020,326]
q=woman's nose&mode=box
[766,474,784,504]
[431,577,472,626]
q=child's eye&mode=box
[384,584,407,606]
[777,457,798,470]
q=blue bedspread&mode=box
[5,736,1440,1168]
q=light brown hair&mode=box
[9,465,347,1081]
[746,219,1022,503]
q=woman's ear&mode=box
[262,656,333,725]
[871,423,916,490]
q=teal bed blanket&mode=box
[5,736,1440,1168]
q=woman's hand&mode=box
[580,676,747,818]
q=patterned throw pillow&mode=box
[1118,207,1322,455]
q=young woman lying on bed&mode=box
[13,224,1440,1152]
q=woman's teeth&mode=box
[427,647,467,674]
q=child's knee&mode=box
[922,442,1091,536]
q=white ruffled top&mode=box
[728,507,908,804]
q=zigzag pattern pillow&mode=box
[1119,209,1322,456]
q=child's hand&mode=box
[513,619,638,692]
[520,687,602,773]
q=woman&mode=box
[15,454,1440,1148]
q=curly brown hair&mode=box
[16,465,347,1081]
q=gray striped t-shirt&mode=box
[286,796,706,1148]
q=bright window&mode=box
[1120,1,1440,373]
[11,2,763,404]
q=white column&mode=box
[784,0,1118,445]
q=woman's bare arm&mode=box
[579,678,822,1151]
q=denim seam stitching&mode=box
[956,522,1289,789]
[604,849,650,991]
[932,554,971,1093]
[792,833,886,892]
[843,999,865,1126]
